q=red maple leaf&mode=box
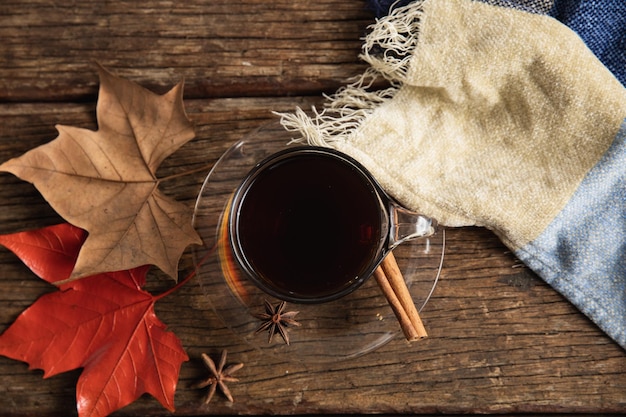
[0,223,189,417]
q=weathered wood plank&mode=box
[0,98,624,416]
[0,0,373,101]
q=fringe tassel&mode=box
[361,0,424,82]
[276,1,424,147]
[276,69,397,147]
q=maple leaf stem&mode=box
[159,163,215,183]
[154,243,216,300]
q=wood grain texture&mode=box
[0,0,625,415]
[0,0,372,101]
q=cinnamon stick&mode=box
[374,251,428,341]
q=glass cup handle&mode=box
[388,201,437,249]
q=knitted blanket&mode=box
[279,0,626,349]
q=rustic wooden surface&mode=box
[1,1,625,416]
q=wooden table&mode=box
[1,1,624,416]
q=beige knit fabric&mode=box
[280,0,626,250]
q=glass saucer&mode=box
[192,120,444,363]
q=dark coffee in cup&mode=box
[230,147,386,303]
[229,146,435,304]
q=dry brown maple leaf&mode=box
[0,66,201,281]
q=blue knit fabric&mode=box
[367,0,553,16]
[515,120,626,348]
[367,0,413,17]
[549,1,626,86]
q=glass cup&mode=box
[228,146,436,304]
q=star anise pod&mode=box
[193,350,243,404]
[255,299,301,345]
